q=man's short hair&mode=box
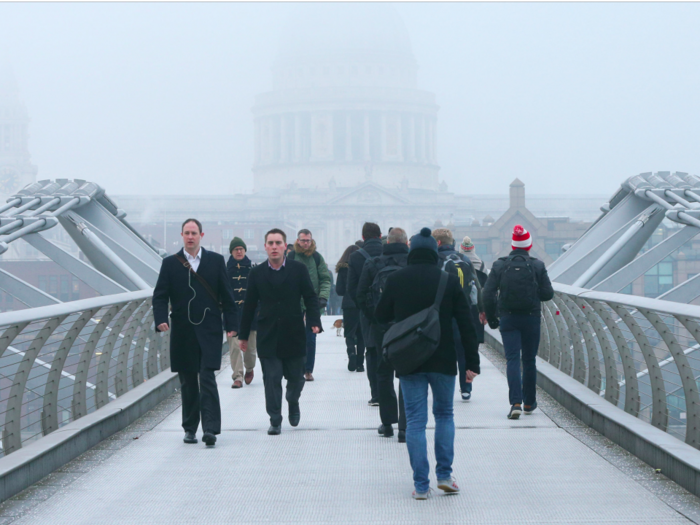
[181,218,202,234]
[432,228,454,246]
[297,228,312,238]
[265,228,287,244]
[387,227,408,244]
[362,222,381,240]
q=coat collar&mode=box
[177,247,209,273]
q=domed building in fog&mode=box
[252,4,440,192]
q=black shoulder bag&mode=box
[381,272,449,376]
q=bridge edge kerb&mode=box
[485,327,700,498]
[0,369,179,503]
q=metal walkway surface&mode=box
[6,321,700,524]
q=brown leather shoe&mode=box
[244,370,254,385]
[231,380,243,389]
[304,372,314,382]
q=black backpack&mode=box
[498,253,540,312]
[369,257,407,311]
[441,253,477,306]
[382,272,449,376]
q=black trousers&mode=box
[178,365,221,435]
[343,307,365,366]
[377,353,406,430]
[260,355,306,427]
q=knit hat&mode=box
[229,237,246,253]
[460,236,475,253]
[409,227,439,254]
[512,225,532,251]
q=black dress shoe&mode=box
[183,431,197,444]
[382,424,394,438]
[268,425,281,435]
[377,424,385,435]
[398,430,406,443]
[348,354,357,372]
[356,365,365,372]
[202,432,217,446]
[289,404,301,427]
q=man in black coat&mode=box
[356,227,409,441]
[347,222,383,405]
[153,218,238,447]
[238,228,323,435]
[375,227,480,499]
[483,225,554,419]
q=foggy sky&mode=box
[0,2,698,198]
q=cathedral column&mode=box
[280,115,288,163]
[417,115,425,163]
[363,112,370,161]
[407,114,416,162]
[345,112,352,161]
[294,113,301,161]
[254,118,261,165]
[380,113,387,160]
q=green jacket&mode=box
[289,240,331,315]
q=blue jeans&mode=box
[305,323,317,373]
[500,314,540,406]
[400,373,456,493]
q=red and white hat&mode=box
[512,225,532,251]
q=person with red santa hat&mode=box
[482,225,554,419]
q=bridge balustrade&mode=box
[0,290,168,457]
[542,283,700,448]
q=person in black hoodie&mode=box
[227,237,258,389]
[356,227,409,441]
[375,228,480,500]
[483,225,554,420]
[347,222,383,405]
[336,244,365,372]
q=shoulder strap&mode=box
[312,251,321,268]
[358,248,370,260]
[174,254,222,310]
[432,272,449,310]
[287,251,296,261]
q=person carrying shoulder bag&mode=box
[375,227,480,500]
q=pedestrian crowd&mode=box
[153,218,553,500]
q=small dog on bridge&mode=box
[332,319,343,336]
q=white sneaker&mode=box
[438,477,460,494]
[412,488,432,500]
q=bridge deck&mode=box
[6,321,700,524]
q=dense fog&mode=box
[0,2,698,198]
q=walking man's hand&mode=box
[465,370,479,383]
[479,312,487,325]
[157,323,169,332]
[227,331,237,338]
[240,340,248,352]
[311,326,321,334]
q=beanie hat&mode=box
[512,225,532,251]
[229,237,246,253]
[409,227,439,254]
[460,236,475,253]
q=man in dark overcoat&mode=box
[153,218,238,447]
[238,228,322,435]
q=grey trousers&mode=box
[259,355,306,427]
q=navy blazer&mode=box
[153,248,238,372]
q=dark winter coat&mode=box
[356,242,409,322]
[483,249,554,324]
[375,250,480,376]
[346,237,383,344]
[226,254,257,331]
[335,265,356,310]
[239,259,323,359]
[153,248,238,373]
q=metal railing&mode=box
[542,283,700,448]
[0,290,169,457]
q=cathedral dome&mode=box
[273,4,417,90]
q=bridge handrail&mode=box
[0,290,151,327]
[544,282,700,449]
[0,288,169,457]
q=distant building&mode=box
[0,65,37,195]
